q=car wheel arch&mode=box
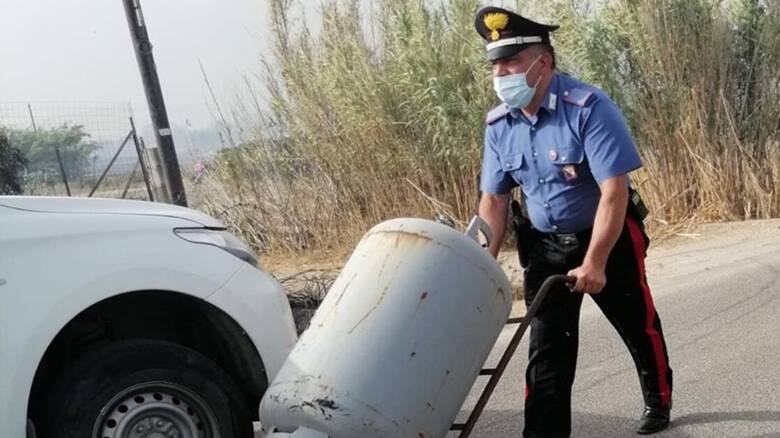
[27,290,269,430]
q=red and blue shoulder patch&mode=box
[485,103,510,124]
[562,88,596,107]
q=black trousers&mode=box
[522,217,673,438]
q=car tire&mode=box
[39,339,253,438]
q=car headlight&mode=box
[174,228,258,267]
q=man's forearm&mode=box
[478,193,510,258]
[584,179,629,269]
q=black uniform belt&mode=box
[533,227,593,246]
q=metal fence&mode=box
[0,101,153,200]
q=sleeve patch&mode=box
[486,103,510,124]
[562,88,595,107]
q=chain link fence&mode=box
[0,101,153,200]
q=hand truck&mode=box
[450,274,576,437]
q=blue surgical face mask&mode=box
[493,55,542,109]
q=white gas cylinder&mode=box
[260,217,512,438]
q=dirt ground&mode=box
[261,219,780,319]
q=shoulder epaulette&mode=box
[562,88,596,107]
[486,103,510,124]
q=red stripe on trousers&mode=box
[626,217,672,407]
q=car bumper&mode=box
[206,263,298,381]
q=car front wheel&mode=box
[40,339,252,438]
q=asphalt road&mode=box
[455,219,780,437]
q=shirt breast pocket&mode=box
[551,145,586,184]
[500,153,526,186]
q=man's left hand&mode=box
[567,263,607,294]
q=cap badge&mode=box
[548,150,558,161]
[484,12,509,41]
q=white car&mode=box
[0,196,298,438]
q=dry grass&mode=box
[198,0,779,258]
[22,172,151,200]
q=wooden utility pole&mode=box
[122,0,187,206]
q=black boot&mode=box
[636,405,671,434]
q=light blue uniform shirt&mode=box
[480,73,642,233]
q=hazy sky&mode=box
[0,0,519,134]
[0,0,269,129]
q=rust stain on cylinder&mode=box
[347,283,391,334]
[414,291,429,314]
[372,230,433,248]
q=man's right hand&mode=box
[478,192,511,258]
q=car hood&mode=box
[0,196,225,228]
